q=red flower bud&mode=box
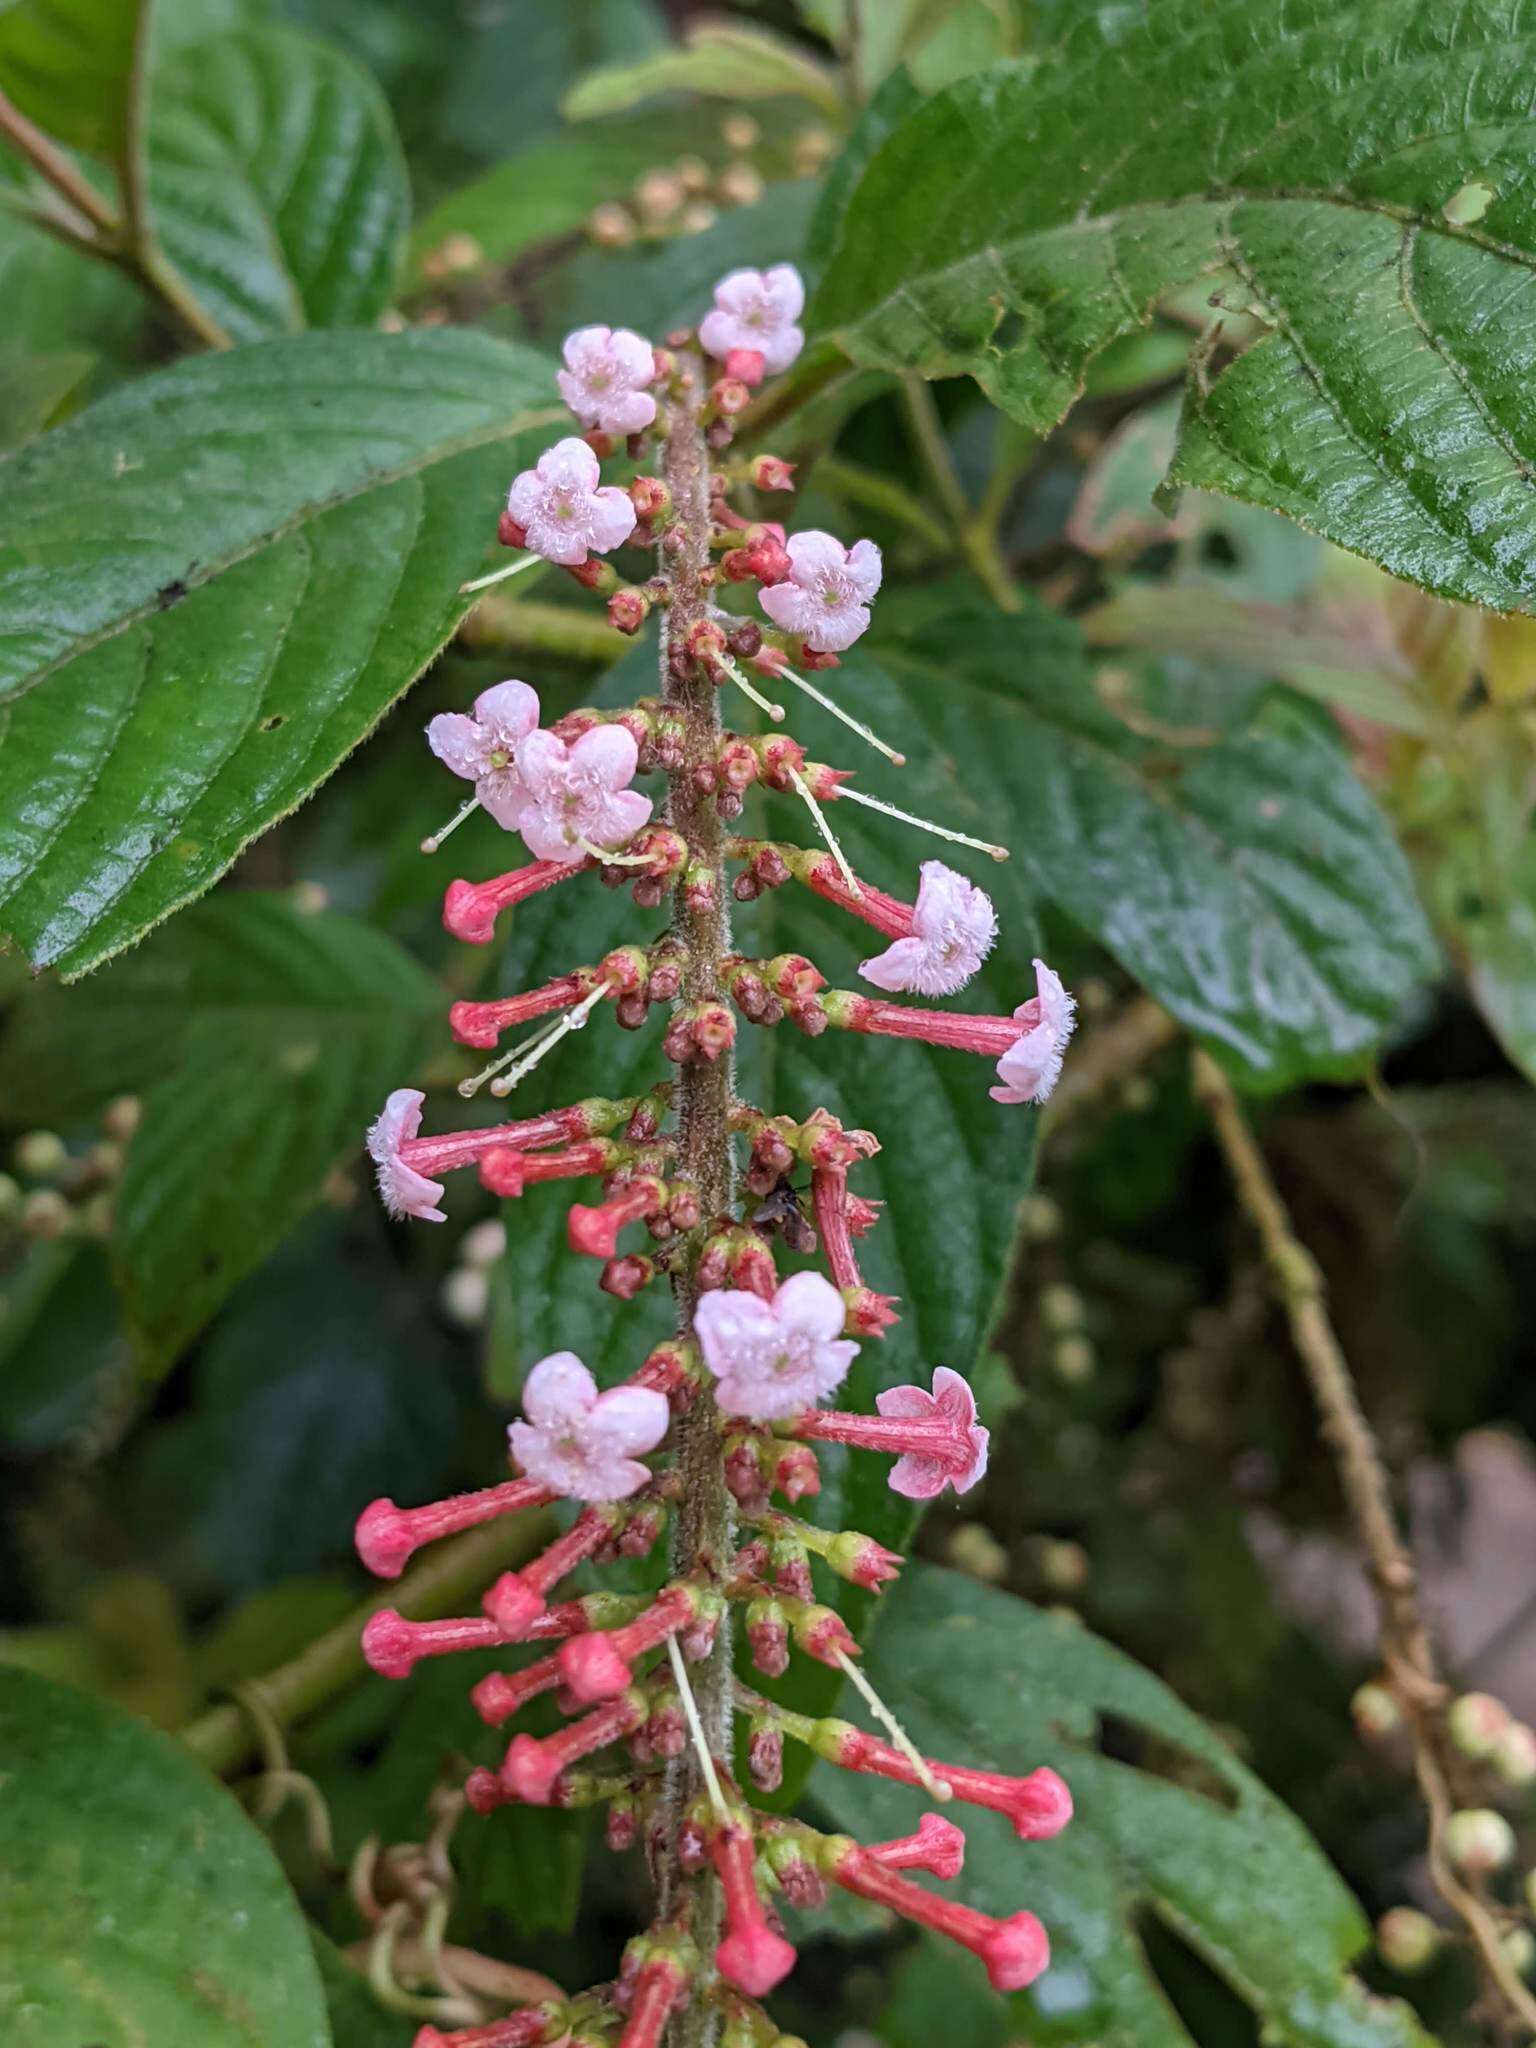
[750,453,795,491]
[609,586,652,634]
[724,347,766,386]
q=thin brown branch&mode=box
[0,82,121,238]
[1191,1049,1536,2036]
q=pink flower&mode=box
[508,1351,670,1502]
[368,1088,447,1222]
[759,531,882,653]
[506,437,637,566]
[877,1367,990,1499]
[693,1270,858,1420]
[860,861,997,997]
[513,725,653,865]
[557,325,658,436]
[699,263,805,375]
[425,678,539,830]
[990,958,1076,1104]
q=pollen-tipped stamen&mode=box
[460,982,612,1101]
[666,1630,729,1823]
[787,765,861,900]
[777,661,904,767]
[718,657,786,724]
[833,1647,949,1801]
[460,552,541,595]
[833,783,1010,862]
[420,794,481,856]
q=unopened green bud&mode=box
[1494,1721,1536,1787]
[1376,1906,1439,1974]
[1351,1682,1402,1742]
[14,1130,67,1180]
[1448,1690,1511,1759]
[21,1188,72,1239]
[1040,1283,1085,1331]
[1446,1807,1516,1876]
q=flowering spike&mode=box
[709,1820,797,1996]
[355,1476,553,1579]
[868,1812,967,1880]
[826,1837,1049,1992]
[502,1688,647,1804]
[795,1368,990,1499]
[442,857,587,947]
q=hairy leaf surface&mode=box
[814,1,1536,607]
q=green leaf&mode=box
[1434,839,1536,1086]
[312,1933,413,2048]
[148,27,410,340]
[0,1664,331,2047]
[804,64,922,280]
[812,3,1536,608]
[0,326,561,977]
[561,21,842,123]
[842,605,1436,1088]
[0,349,96,448]
[816,1565,1435,2048]
[0,0,142,157]
[0,893,443,1373]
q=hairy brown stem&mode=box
[1191,1050,1536,2036]
[656,357,737,2042]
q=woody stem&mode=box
[657,351,737,2044]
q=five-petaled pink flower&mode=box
[557,325,658,437]
[991,959,1076,1105]
[513,725,653,865]
[694,1270,858,1420]
[861,861,997,997]
[507,437,637,567]
[368,1089,446,1223]
[426,679,540,830]
[759,531,883,653]
[880,1367,990,1500]
[509,1351,670,1502]
[699,264,805,375]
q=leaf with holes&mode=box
[0,1664,331,2048]
[828,606,1435,1089]
[816,1565,1434,2048]
[148,26,409,341]
[0,0,141,157]
[812,1,1536,608]
[0,326,561,978]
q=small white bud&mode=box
[1376,1906,1439,1974]
[14,1130,68,1180]
[1448,1690,1512,1759]
[439,1265,490,1329]
[459,1218,506,1269]
[1493,1721,1536,1787]
[1445,1807,1516,1877]
[1040,1283,1085,1332]
[1351,1682,1402,1742]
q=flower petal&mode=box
[569,723,639,789]
[845,538,883,600]
[783,530,848,582]
[474,678,540,742]
[539,435,601,489]
[774,1269,849,1343]
[588,484,638,554]
[858,936,928,992]
[586,1385,670,1457]
[522,1350,598,1428]
[426,712,487,781]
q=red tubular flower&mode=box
[826,1838,1048,1992]
[482,1506,618,1636]
[816,1720,1073,1841]
[867,1811,967,1880]
[709,1821,797,1996]
[811,1165,860,1292]
[793,1372,988,1498]
[557,1584,700,1704]
[800,853,914,938]
[443,859,587,945]
[449,976,587,1048]
[501,1687,647,1804]
[569,1177,664,1257]
[616,1953,691,2048]
[833,993,1018,1055]
[413,2004,564,2048]
[481,1139,617,1200]
[355,1475,553,1579]
[469,1650,566,1727]
[361,1609,509,1680]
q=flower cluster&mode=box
[360,261,1075,2048]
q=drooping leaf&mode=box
[0,326,561,976]
[812,2,1536,609]
[0,0,142,157]
[0,1664,331,2048]
[834,606,1436,1088]
[561,21,842,123]
[816,1565,1435,2048]
[148,26,410,341]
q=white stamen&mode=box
[456,982,611,1101]
[420,795,480,855]
[778,662,905,767]
[834,784,1010,862]
[667,1633,729,1823]
[834,1648,951,1802]
[577,836,649,867]
[718,658,786,724]
[460,553,541,595]
[787,765,861,900]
